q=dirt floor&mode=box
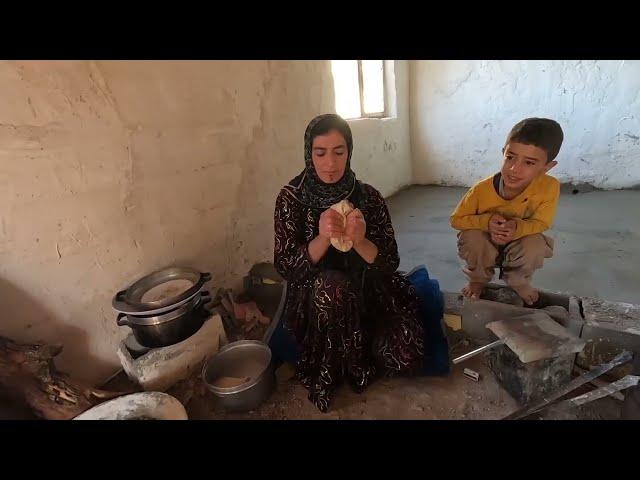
[1,324,624,420]
[94,286,626,421]
[183,333,623,421]
[188,355,517,420]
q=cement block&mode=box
[488,344,574,405]
[541,296,584,338]
[568,296,586,337]
[541,305,569,324]
[117,313,227,392]
[449,284,575,326]
[486,283,571,310]
[443,291,464,316]
[482,286,524,307]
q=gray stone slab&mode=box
[487,311,585,363]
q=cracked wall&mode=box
[0,60,412,383]
[410,60,640,189]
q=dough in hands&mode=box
[329,199,354,252]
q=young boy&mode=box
[450,118,564,305]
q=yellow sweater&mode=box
[450,174,560,240]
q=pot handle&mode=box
[116,313,130,327]
[201,291,212,307]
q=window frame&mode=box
[357,60,387,119]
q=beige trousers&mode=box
[457,230,554,288]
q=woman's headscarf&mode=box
[287,114,357,209]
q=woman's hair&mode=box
[309,114,353,154]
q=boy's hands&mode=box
[489,214,517,245]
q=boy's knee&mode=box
[458,229,489,243]
[457,230,496,260]
[505,234,553,263]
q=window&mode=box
[331,60,387,119]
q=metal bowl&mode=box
[73,392,188,420]
[202,340,275,412]
[116,293,210,348]
[112,267,211,314]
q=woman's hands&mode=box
[344,208,366,247]
[311,201,377,264]
[320,201,367,246]
[319,208,346,240]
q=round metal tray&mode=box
[112,267,211,315]
[116,292,208,326]
[73,392,188,420]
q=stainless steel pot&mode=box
[116,293,210,348]
[112,267,211,315]
[202,340,275,412]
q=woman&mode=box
[273,114,425,412]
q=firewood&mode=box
[0,336,131,420]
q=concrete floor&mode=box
[388,186,640,304]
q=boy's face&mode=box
[500,142,557,192]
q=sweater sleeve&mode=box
[450,186,493,232]
[513,180,560,240]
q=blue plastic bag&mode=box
[406,265,451,376]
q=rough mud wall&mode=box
[0,60,412,383]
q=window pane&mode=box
[330,60,361,119]
[362,60,384,114]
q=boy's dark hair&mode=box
[505,118,564,162]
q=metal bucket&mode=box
[201,340,275,412]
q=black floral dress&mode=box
[274,180,424,412]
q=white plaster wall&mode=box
[0,60,412,384]
[349,60,413,197]
[410,60,640,189]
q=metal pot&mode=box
[243,262,284,306]
[202,340,275,412]
[116,293,209,348]
[112,267,211,315]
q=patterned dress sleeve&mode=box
[274,188,317,282]
[364,185,400,274]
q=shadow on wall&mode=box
[0,276,113,386]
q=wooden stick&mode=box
[0,336,131,420]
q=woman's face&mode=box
[311,129,348,184]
